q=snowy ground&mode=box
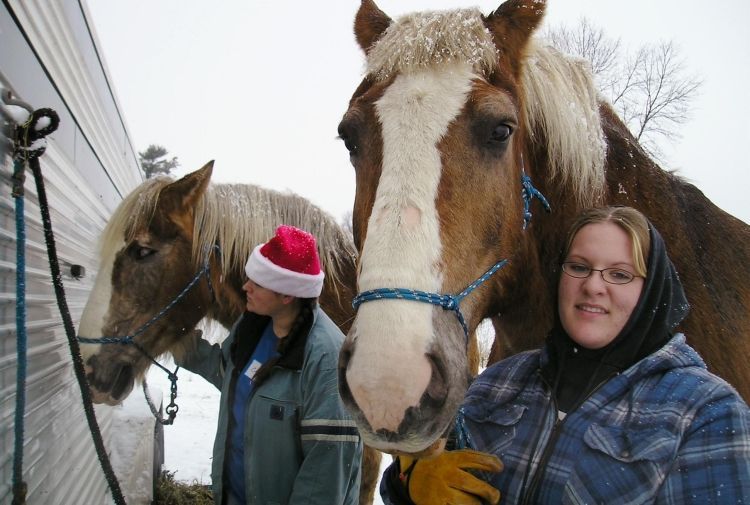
[146,365,220,485]
[145,363,388,504]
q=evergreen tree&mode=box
[139,144,180,178]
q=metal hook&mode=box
[1,89,33,124]
[2,89,33,112]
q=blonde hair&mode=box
[563,206,651,277]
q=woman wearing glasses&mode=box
[381,206,750,505]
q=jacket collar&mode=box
[231,306,321,371]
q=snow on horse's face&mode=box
[337,0,544,455]
[78,164,215,405]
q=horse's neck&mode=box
[487,228,555,359]
[204,250,248,330]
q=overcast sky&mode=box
[87,0,750,224]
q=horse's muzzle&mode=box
[338,337,460,453]
[85,354,135,405]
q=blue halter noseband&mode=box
[352,166,550,342]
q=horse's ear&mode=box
[484,0,546,76]
[354,0,392,54]
[160,161,213,214]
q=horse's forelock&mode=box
[99,176,173,262]
[520,40,606,205]
[193,184,356,295]
[366,8,497,81]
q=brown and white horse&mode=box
[77,163,380,504]
[337,0,750,456]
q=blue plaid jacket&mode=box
[460,333,750,504]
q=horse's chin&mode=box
[392,438,447,459]
[351,398,458,456]
[89,387,129,406]
[85,357,136,405]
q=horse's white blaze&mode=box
[78,249,118,361]
[347,63,475,433]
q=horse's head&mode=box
[337,0,547,454]
[78,162,216,405]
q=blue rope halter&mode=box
[78,244,219,423]
[453,406,476,449]
[352,164,550,341]
[522,174,550,230]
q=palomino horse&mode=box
[337,0,750,456]
[77,162,380,504]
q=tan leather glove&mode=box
[399,449,503,505]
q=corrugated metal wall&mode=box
[1,0,144,503]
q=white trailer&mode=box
[1,1,160,503]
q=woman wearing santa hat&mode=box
[177,225,363,505]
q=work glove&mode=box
[398,449,503,505]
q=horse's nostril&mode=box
[109,364,135,401]
[425,353,449,407]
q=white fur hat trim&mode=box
[245,244,325,298]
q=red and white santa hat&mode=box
[245,225,325,298]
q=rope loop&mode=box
[11,108,59,197]
[13,108,59,159]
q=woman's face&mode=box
[558,222,645,349]
[242,278,287,316]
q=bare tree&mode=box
[544,19,702,162]
[625,42,702,159]
[545,17,621,88]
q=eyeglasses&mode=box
[561,262,640,285]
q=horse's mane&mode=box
[365,9,606,207]
[99,177,357,296]
[521,39,606,206]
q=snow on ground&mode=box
[145,363,219,485]
[145,363,388,504]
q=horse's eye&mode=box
[342,135,358,155]
[490,124,513,144]
[135,246,155,260]
[338,132,358,156]
[337,121,360,157]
